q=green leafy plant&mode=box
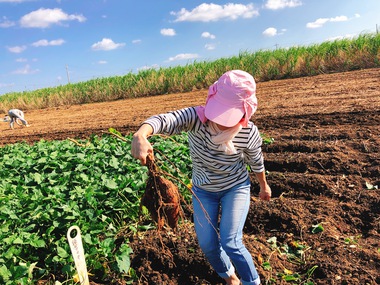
[261,133,275,145]
[267,237,310,265]
[311,223,324,234]
[262,261,272,271]
[265,236,318,284]
[0,132,193,284]
[344,235,361,245]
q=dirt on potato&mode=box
[2,68,379,285]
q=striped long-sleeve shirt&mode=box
[145,106,265,192]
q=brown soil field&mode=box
[2,68,380,285]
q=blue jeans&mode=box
[192,180,261,285]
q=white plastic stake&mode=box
[67,226,90,285]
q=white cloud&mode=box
[205,43,216,50]
[201,32,216,39]
[306,18,328,28]
[263,27,287,37]
[16,58,28,62]
[0,17,15,28]
[264,0,302,10]
[132,39,142,44]
[20,8,86,28]
[31,39,65,47]
[98,60,107,64]
[161,28,176,36]
[263,27,278,37]
[12,64,39,75]
[7,45,27,53]
[168,53,199,61]
[91,38,125,51]
[330,15,348,22]
[171,3,259,22]
[307,15,348,29]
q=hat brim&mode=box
[204,96,244,127]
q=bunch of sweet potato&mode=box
[141,153,180,230]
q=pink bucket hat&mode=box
[203,70,258,127]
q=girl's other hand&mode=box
[259,184,271,201]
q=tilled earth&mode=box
[2,68,379,285]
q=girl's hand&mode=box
[131,135,153,165]
[259,184,271,201]
[131,124,154,165]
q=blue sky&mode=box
[1,0,379,95]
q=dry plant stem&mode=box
[68,138,90,147]
[110,131,175,144]
[150,133,179,143]
[108,130,130,142]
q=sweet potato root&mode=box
[141,152,180,229]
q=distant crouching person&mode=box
[4,109,30,129]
